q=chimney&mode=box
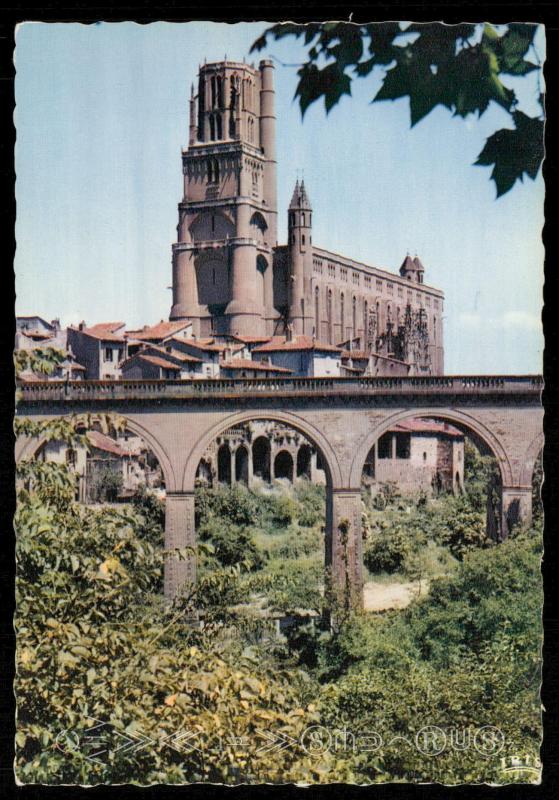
[286,323,293,343]
[78,321,86,331]
[51,318,60,331]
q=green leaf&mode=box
[475,112,544,196]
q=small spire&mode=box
[289,179,300,208]
[190,83,194,98]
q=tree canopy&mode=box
[251,22,544,197]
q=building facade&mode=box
[169,59,444,375]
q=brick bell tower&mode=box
[169,59,278,337]
[288,180,314,335]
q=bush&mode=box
[195,484,260,528]
[294,481,325,527]
[198,517,264,570]
[363,525,411,574]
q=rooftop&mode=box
[253,336,342,354]
[219,357,292,373]
[126,320,192,341]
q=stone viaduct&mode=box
[16,375,543,607]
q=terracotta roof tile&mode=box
[138,344,202,364]
[134,354,182,371]
[253,336,342,354]
[125,320,192,341]
[219,358,292,373]
[87,430,130,457]
[340,350,370,360]
[79,322,126,342]
[392,418,464,438]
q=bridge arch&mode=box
[15,414,178,493]
[519,431,545,487]
[182,409,343,490]
[349,407,515,489]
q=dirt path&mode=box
[363,579,428,612]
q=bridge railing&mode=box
[16,375,544,403]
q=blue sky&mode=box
[14,21,545,374]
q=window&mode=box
[363,300,368,338]
[376,279,382,292]
[378,433,391,459]
[207,157,219,183]
[352,295,357,337]
[66,448,77,467]
[327,289,333,344]
[365,276,371,289]
[387,282,394,296]
[397,286,403,298]
[302,235,305,245]
[340,267,348,282]
[423,451,427,461]
[315,286,319,331]
[395,433,411,459]
[104,347,113,362]
[328,263,336,278]
[340,292,345,335]
[352,272,360,285]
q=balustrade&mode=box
[17,374,543,404]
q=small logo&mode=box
[500,754,542,781]
[300,725,332,757]
[415,725,447,756]
[473,726,505,757]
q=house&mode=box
[15,316,67,351]
[34,429,163,503]
[167,337,242,378]
[125,320,193,356]
[362,418,464,496]
[219,357,293,379]
[121,344,203,379]
[121,353,182,380]
[252,335,342,377]
[66,322,128,380]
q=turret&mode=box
[399,253,424,284]
[288,180,314,335]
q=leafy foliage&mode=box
[252,22,543,196]
[14,347,67,378]
[15,419,542,784]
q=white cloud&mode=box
[457,310,541,332]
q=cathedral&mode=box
[169,58,444,375]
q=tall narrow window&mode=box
[433,316,437,343]
[315,286,319,334]
[207,158,213,183]
[216,76,223,108]
[327,289,333,345]
[211,76,217,107]
[216,114,222,140]
[209,115,215,141]
[340,292,345,340]
[352,295,357,339]
[364,300,368,342]
[213,158,219,182]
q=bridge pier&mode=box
[500,485,532,539]
[325,489,364,612]
[164,491,197,601]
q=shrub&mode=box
[198,517,264,570]
[363,525,411,574]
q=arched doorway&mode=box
[253,436,271,482]
[297,444,312,479]
[235,446,249,484]
[274,450,293,481]
[217,444,231,484]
